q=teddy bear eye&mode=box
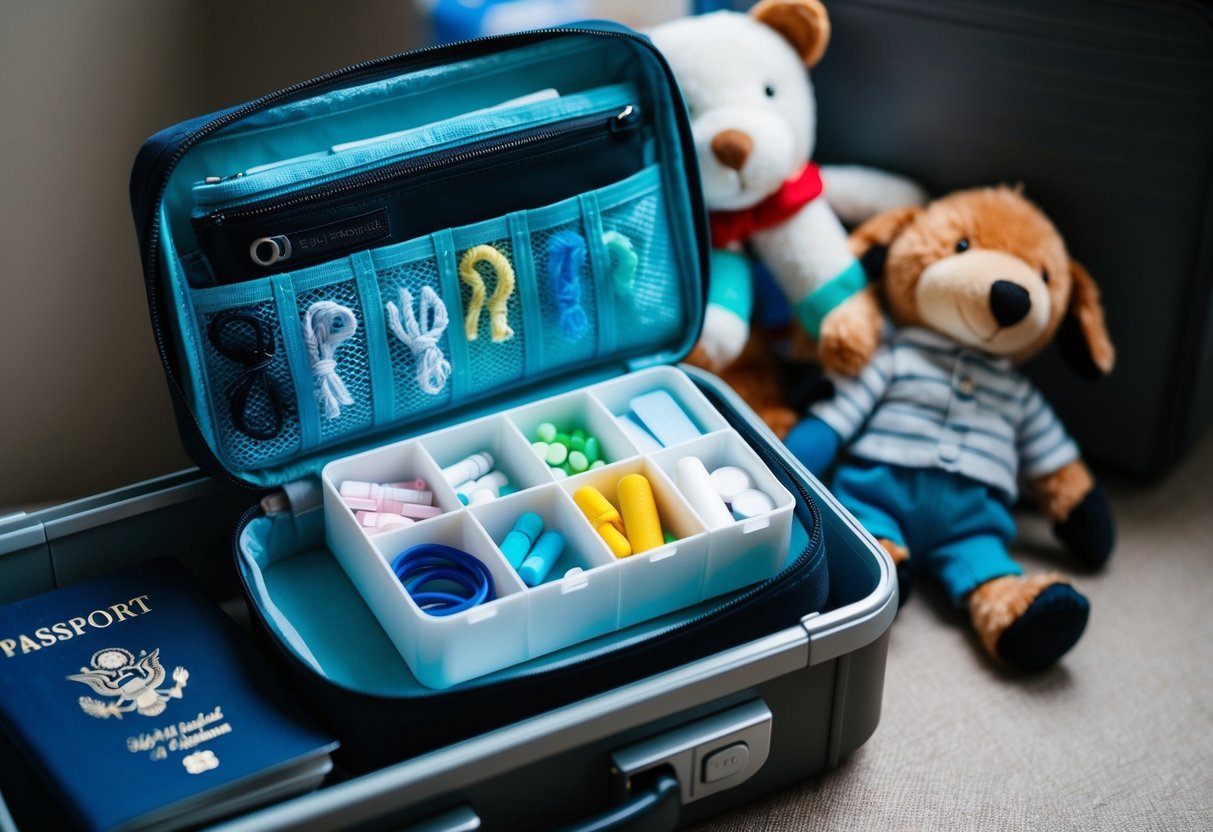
[1041,268,1050,284]
[955,238,970,253]
[764,84,776,98]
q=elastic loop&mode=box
[391,544,495,617]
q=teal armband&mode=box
[707,249,753,321]
[793,258,867,338]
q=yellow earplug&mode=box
[574,485,632,558]
[618,474,665,554]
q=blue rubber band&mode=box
[391,544,495,617]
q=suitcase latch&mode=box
[610,699,772,806]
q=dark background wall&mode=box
[0,0,426,509]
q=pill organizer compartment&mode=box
[368,512,529,688]
[320,367,794,688]
[651,431,795,598]
[506,391,639,474]
[560,456,709,629]
[590,365,731,445]
[471,485,620,656]
[324,439,463,542]
[422,414,554,496]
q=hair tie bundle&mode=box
[301,300,358,420]
[547,230,589,340]
[602,231,638,296]
[391,544,495,616]
[386,285,451,395]
[459,244,516,342]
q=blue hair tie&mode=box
[391,544,495,616]
[548,230,588,340]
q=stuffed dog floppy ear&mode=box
[751,0,832,68]
[1058,261,1115,380]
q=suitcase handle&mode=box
[559,768,680,832]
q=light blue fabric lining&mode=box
[581,190,617,358]
[272,275,321,449]
[509,210,545,376]
[351,250,395,427]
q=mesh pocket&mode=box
[600,185,682,350]
[293,276,374,441]
[378,253,454,417]
[532,218,597,372]
[456,236,525,394]
[195,296,301,471]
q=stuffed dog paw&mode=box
[648,0,924,379]
[786,186,1115,671]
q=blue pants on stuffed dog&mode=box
[831,461,1022,606]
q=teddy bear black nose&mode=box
[711,129,753,171]
[989,280,1032,327]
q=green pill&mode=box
[585,436,601,463]
[531,441,550,458]
[572,428,586,441]
[554,432,571,448]
[663,531,677,544]
[536,422,557,443]
[546,443,568,465]
[590,459,606,470]
[568,451,589,472]
[570,435,586,453]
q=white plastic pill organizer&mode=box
[322,366,795,689]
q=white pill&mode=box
[550,467,568,480]
[731,489,775,519]
[470,489,496,505]
[441,452,494,486]
[675,456,734,530]
[473,470,509,497]
[710,466,752,503]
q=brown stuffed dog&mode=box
[786,186,1115,671]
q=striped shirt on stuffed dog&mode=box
[810,327,1077,501]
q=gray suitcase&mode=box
[0,373,894,831]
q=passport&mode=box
[0,559,338,831]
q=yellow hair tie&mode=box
[459,244,516,342]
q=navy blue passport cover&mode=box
[0,558,337,831]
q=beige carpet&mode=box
[693,428,1213,831]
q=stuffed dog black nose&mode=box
[990,280,1031,327]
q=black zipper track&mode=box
[231,379,824,698]
[204,111,629,226]
[138,25,709,491]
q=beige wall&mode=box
[0,0,424,509]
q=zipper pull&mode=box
[203,171,245,185]
[611,104,640,133]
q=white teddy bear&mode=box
[649,0,924,376]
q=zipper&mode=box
[233,381,823,695]
[138,25,709,490]
[201,107,638,228]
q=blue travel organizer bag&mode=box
[130,23,831,771]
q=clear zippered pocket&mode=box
[192,91,644,285]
